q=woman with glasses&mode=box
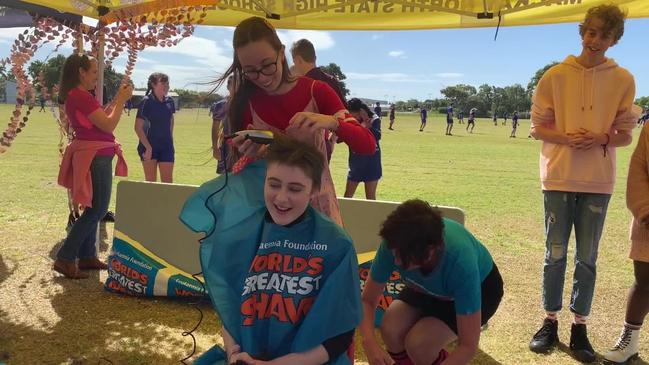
[213,16,376,226]
[54,53,132,279]
[134,72,176,183]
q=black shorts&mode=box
[397,264,503,334]
[447,119,453,125]
[468,120,475,125]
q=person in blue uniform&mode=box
[134,72,176,183]
[344,98,382,200]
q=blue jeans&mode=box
[57,156,113,261]
[542,191,611,316]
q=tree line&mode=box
[2,58,648,114]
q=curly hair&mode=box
[265,134,324,191]
[579,4,627,42]
[380,199,445,269]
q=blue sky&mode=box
[1,18,648,102]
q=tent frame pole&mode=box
[96,32,105,104]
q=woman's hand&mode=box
[362,340,394,365]
[213,146,222,160]
[229,130,268,159]
[229,351,257,364]
[142,146,152,161]
[567,128,606,150]
[288,112,338,134]
[117,83,134,102]
[641,214,649,228]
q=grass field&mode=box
[0,104,647,364]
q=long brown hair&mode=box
[58,53,94,104]
[146,72,169,98]
[211,17,294,133]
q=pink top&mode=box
[58,139,128,208]
[241,77,376,155]
[65,87,114,156]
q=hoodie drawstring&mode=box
[589,68,595,110]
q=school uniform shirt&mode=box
[370,218,494,315]
[136,95,176,148]
[447,106,453,120]
[348,116,382,182]
[180,161,362,364]
[211,99,228,121]
[420,109,427,120]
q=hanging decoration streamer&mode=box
[0,5,209,154]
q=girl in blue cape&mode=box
[181,135,362,365]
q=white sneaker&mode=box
[605,325,640,364]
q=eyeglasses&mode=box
[242,53,280,80]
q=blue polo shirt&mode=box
[137,95,175,147]
[369,218,494,315]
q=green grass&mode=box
[0,105,647,364]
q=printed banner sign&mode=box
[358,255,405,327]
[105,231,401,327]
[105,230,205,298]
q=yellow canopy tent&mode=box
[17,0,649,29]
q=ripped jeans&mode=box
[542,191,611,316]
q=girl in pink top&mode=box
[53,53,132,279]
[214,17,375,226]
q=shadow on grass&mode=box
[47,222,111,261]
[1,226,216,365]
[554,342,649,365]
[0,255,11,286]
[474,349,503,364]
[1,295,204,364]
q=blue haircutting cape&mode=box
[180,161,361,365]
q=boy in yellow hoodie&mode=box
[604,124,649,364]
[528,4,638,363]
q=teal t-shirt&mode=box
[369,218,493,315]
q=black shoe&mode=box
[530,318,559,353]
[570,323,596,363]
[102,211,115,223]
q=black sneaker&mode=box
[529,318,559,353]
[570,323,596,363]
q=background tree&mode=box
[636,96,649,108]
[405,98,420,111]
[527,61,559,98]
[320,62,349,99]
[103,66,125,101]
[27,54,66,92]
[503,84,530,113]
[441,84,476,114]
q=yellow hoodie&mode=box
[531,55,639,194]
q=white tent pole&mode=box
[96,32,105,104]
